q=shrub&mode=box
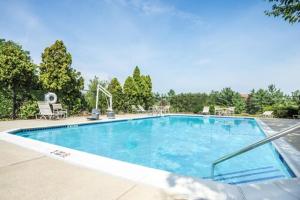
[273,104,299,118]
[263,105,274,112]
[0,91,12,118]
[209,105,215,115]
[19,100,38,119]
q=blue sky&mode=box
[0,0,299,93]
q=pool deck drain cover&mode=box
[50,150,70,158]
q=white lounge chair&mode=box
[131,105,139,113]
[150,105,161,115]
[261,111,274,118]
[226,107,235,115]
[36,101,58,119]
[162,105,170,113]
[52,103,68,118]
[201,106,210,115]
[137,105,147,113]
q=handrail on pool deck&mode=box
[211,122,300,179]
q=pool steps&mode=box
[209,166,287,184]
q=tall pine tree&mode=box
[108,78,124,112]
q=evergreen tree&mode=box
[132,66,143,105]
[107,78,124,112]
[123,76,138,112]
[143,75,154,109]
[0,39,37,118]
[85,77,108,113]
[39,40,84,113]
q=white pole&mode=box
[95,84,99,110]
[109,96,113,111]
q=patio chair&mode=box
[163,105,170,113]
[36,101,58,119]
[261,111,274,118]
[226,107,235,115]
[131,105,141,113]
[52,103,68,118]
[137,105,147,113]
[201,106,210,115]
[150,105,160,115]
[87,109,100,120]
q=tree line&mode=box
[85,66,153,114]
[1,38,299,119]
[155,85,300,118]
[0,39,153,119]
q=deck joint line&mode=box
[0,156,45,169]
[115,184,138,200]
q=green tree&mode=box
[123,66,154,111]
[107,78,124,112]
[233,95,246,114]
[142,75,154,109]
[266,84,284,105]
[0,39,37,118]
[246,89,268,114]
[265,0,300,23]
[209,88,245,114]
[167,89,176,97]
[292,90,300,105]
[0,90,12,118]
[85,77,108,113]
[123,76,138,112]
[132,66,143,105]
[170,93,209,113]
[39,40,84,113]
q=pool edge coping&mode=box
[255,118,300,177]
[1,114,246,198]
[1,114,297,196]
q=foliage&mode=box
[133,66,143,105]
[233,96,246,114]
[170,93,208,113]
[123,76,138,112]
[142,75,154,109]
[0,90,12,118]
[131,66,154,109]
[246,85,284,114]
[209,88,246,114]
[265,0,300,23]
[0,39,37,118]
[107,78,124,113]
[85,77,108,113]
[209,105,215,115]
[167,89,176,98]
[39,40,84,113]
[273,104,299,118]
[19,100,38,119]
[292,90,300,105]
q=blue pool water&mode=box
[14,116,293,184]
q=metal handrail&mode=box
[211,122,300,178]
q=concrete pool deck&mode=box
[0,115,299,199]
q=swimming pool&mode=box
[12,115,294,184]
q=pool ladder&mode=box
[211,122,300,179]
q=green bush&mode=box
[193,104,203,114]
[19,101,38,119]
[0,91,12,118]
[170,93,208,113]
[263,105,274,112]
[209,105,215,115]
[273,104,299,118]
